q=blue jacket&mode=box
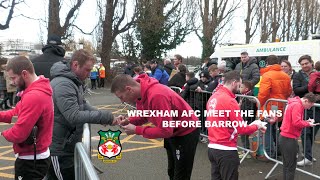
[151,66,169,85]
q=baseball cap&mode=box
[47,34,62,45]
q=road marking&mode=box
[0,150,13,156]
[121,135,135,143]
[0,157,15,161]
[0,166,13,171]
[0,172,14,178]
[0,123,13,126]
[123,140,162,145]
[0,146,11,149]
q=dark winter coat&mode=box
[164,63,175,76]
[168,72,186,88]
[292,70,311,97]
[181,77,198,109]
[31,45,66,80]
[235,57,260,86]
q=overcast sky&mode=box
[0,0,252,58]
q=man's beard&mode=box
[232,87,239,94]
[18,78,26,91]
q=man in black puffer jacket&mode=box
[31,34,66,80]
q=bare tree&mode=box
[47,0,84,39]
[258,0,274,42]
[293,0,302,40]
[97,0,136,81]
[0,0,24,30]
[244,0,260,43]
[196,0,240,59]
[270,0,282,42]
[280,0,294,41]
[310,0,320,35]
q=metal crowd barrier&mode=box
[117,102,136,113]
[83,123,91,157]
[170,86,183,94]
[74,142,100,180]
[82,123,104,174]
[263,98,320,179]
[176,87,263,164]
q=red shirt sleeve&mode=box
[0,102,20,123]
[291,104,310,128]
[2,93,43,143]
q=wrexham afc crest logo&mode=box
[97,130,122,163]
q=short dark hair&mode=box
[303,92,318,103]
[298,55,313,64]
[266,55,279,65]
[150,59,157,64]
[178,64,187,74]
[111,74,138,93]
[71,49,96,67]
[242,81,253,90]
[223,70,241,84]
[174,54,183,62]
[315,61,320,71]
[6,56,34,74]
[241,52,248,56]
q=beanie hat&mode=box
[47,34,62,45]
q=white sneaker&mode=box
[300,154,317,162]
[297,158,313,166]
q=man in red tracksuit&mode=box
[111,74,199,180]
[206,71,266,180]
[279,93,319,180]
[0,56,54,179]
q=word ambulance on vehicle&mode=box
[210,40,320,71]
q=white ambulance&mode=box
[210,40,320,71]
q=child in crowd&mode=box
[181,72,198,109]
[308,61,320,94]
[238,81,257,158]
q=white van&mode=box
[210,40,320,71]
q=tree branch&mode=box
[62,0,83,33]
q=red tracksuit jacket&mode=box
[280,97,310,139]
[206,86,258,148]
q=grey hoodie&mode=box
[49,61,114,167]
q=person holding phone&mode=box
[279,93,320,180]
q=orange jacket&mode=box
[258,64,292,118]
[99,66,106,78]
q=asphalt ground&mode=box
[0,88,319,179]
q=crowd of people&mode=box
[116,51,320,180]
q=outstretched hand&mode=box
[121,123,136,135]
[307,119,320,127]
